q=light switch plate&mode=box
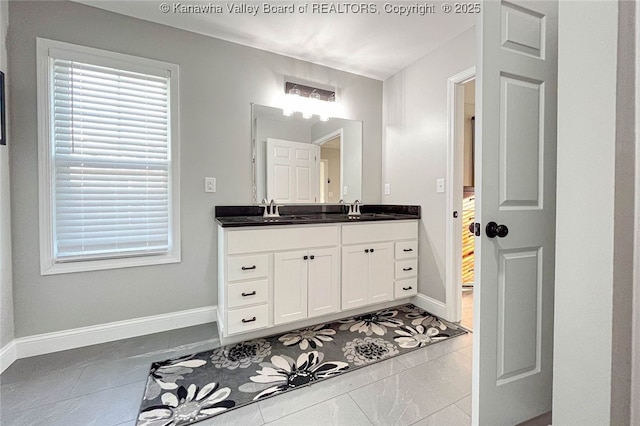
[205,177,216,193]
[436,178,445,193]
[384,183,390,195]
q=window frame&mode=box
[37,38,181,275]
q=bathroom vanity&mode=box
[216,204,420,343]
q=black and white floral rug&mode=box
[136,304,467,425]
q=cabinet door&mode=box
[341,244,369,310]
[308,247,339,318]
[368,242,394,304]
[274,250,308,325]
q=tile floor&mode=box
[0,323,474,426]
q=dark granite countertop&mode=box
[215,204,420,228]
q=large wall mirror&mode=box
[252,104,363,204]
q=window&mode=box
[37,38,180,274]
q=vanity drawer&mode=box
[395,241,417,259]
[395,278,418,298]
[227,279,268,309]
[227,226,338,254]
[227,304,269,336]
[342,221,418,245]
[227,254,268,282]
[395,259,417,279]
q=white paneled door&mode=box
[266,138,318,203]
[474,1,557,424]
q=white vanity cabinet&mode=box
[341,221,419,310]
[394,240,418,298]
[217,218,418,340]
[218,225,338,338]
[274,247,339,325]
[341,242,394,309]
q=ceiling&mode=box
[74,1,475,80]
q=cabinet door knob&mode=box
[241,265,256,270]
[365,249,369,253]
[403,286,413,290]
[242,317,257,323]
[403,248,413,252]
[403,267,413,271]
[310,255,315,260]
[241,291,256,297]
[370,248,375,253]
[303,255,309,260]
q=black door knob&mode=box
[486,221,509,238]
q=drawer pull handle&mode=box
[241,265,257,271]
[403,286,413,291]
[403,267,413,271]
[242,317,257,323]
[241,291,256,297]
[403,248,413,252]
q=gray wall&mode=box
[8,1,382,337]
[553,1,634,423]
[0,0,14,349]
[634,1,640,421]
[611,2,635,422]
[382,28,475,302]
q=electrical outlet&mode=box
[205,177,216,193]
[436,178,445,193]
[384,183,390,195]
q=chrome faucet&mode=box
[261,199,281,218]
[348,200,361,217]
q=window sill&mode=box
[40,252,181,275]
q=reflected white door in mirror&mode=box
[266,138,318,203]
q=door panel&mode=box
[499,75,543,208]
[474,1,557,424]
[274,250,308,325]
[500,2,545,59]
[308,247,339,318]
[341,245,369,310]
[295,166,312,202]
[266,138,317,203]
[497,248,542,384]
[368,242,394,304]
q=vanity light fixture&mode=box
[282,86,300,117]
[283,82,338,120]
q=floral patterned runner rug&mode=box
[136,303,467,425]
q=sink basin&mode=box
[358,213,397,218]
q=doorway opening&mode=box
[319,135,341,203]
[460,79,475,330]
[445,66,475,329]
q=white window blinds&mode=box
[51,58,172,261]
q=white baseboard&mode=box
[0,340,17,373]
[412,293,447,318]
[0,305,217,373]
